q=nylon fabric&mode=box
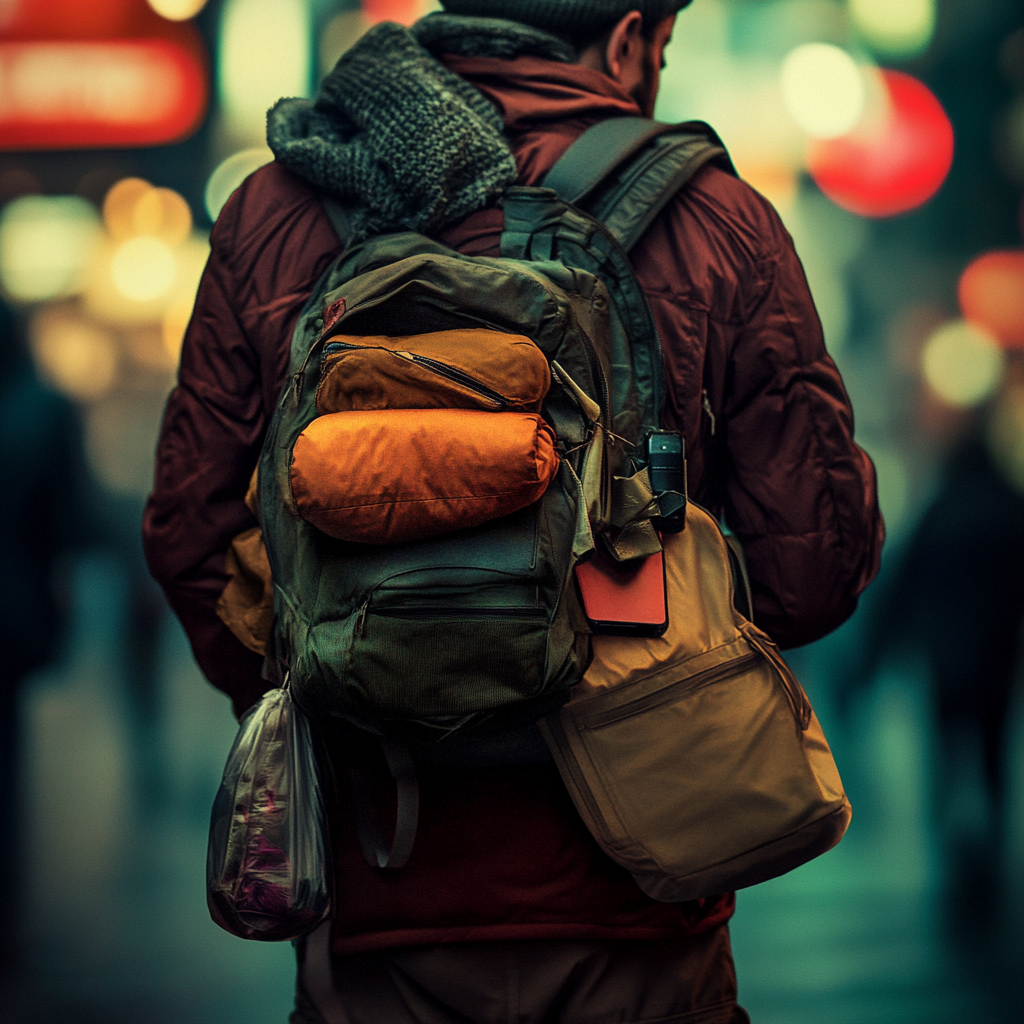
[316,329,550,414]
[215,525,273,656]
[539,502,852,901]
[290,409,559,544]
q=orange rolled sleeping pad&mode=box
[290,408,560,544]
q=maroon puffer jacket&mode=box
[144,55,882,953]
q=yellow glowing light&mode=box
[83,230,208,326]
[110,236,177,302]
[205,147,273,221]
[921,320,1004,408]
[219,0,311,145]
[147,0,209,19]
[103,178,153,240]
[103,178,193,244]
[849,0,935,59]
[134,187,193,244]
[780,43,866,140]
[0,196,101,302]
[30,309,118,402]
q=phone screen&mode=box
[574,545,668,637]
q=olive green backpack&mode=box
[256,119,734,866]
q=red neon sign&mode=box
[0,0,208,150]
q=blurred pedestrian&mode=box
[0,297,89,978]
[854,412,1024,941]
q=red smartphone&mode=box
[574,545,669,637]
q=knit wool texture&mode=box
[266,15,576,244]
[440,0,693,38]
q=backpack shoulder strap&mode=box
[542,118,736,253]
[541,117,680,205]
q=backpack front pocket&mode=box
[300,571,561,731]
[316,329,550,414]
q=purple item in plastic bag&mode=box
[207,679,331,941]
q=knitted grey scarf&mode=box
[266,14,576,243]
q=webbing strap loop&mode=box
[349,736,419,870]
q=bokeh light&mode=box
[808,70,953,218]
[921,319,1004,408]
[29,307,118,402]
[104,178,192,244]
[205,147,273,221]
[103,178,152,239]
[147,0,209,19]
[0,195,101,302]
[218,0,310,145]
[86,230,207,327]
[958,250,1024,349]
[362,0,433,27]
[110,236,177,303]
[848,0,936,59]
[780,43,866,139]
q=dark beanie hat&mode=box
[438,0,693,38]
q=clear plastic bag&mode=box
[206,680,331,941]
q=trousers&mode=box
[290,921,750,1024]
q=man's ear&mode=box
[604,10,645,81]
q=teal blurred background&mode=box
[1,1,1022,1021]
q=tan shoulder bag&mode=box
[539,503,851,902]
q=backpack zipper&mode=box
[355,601,545,638]
[322,341,515,410]
[374,606,547,619]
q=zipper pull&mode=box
[702,390,716,437]
[355,598,370,638]
[291,370,304,405]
